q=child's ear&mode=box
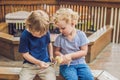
[71,20,76,26]
[71,22,74,26]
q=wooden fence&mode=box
[0,0,120,43]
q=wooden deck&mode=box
[89,43,120,79]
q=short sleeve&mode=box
[79,31,89,46]
[46,31,50,43]
[53,35,61,47]
[19,31,29,53]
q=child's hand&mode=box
[38,61,49,69]
[55,55,72,65]
[62,54,72,65]
[50,56,54,62]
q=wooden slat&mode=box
[100,7,103,28]
[113,8,117,43]
[116,8,120,43]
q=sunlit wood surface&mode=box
[89,43,120,79]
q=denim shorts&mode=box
[60,64,94,80]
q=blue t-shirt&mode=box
[54,30,89,65]
[19,30,50,64]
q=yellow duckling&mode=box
[55,56,63,64]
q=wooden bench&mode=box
[0,22,8,34]
[0,24,113,62]
[0,67,64,80]
[0,67,118,80]
[0,32,22,60]
[0,67,94,80]
[85,26,113,63]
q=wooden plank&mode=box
[0,67,21,79]
[0,22,8,33]
[91,70,104,78]
[97,71,119,80]
[0,67,118,80]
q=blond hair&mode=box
[25,10,49,33]
[52,8,79,25]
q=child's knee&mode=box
[82,74,94,80]
[85,76,94,80]
[64,76,78,80]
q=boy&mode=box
[52,8,94,80]
[19,10,56,80]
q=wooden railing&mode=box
[0,0,120,43]
[86,26,113,63]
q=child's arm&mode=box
[66,44,88,60]
[48,42,54,61]
[22,52,49,68]
[54,47,71,65]
[54,47,63,56]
